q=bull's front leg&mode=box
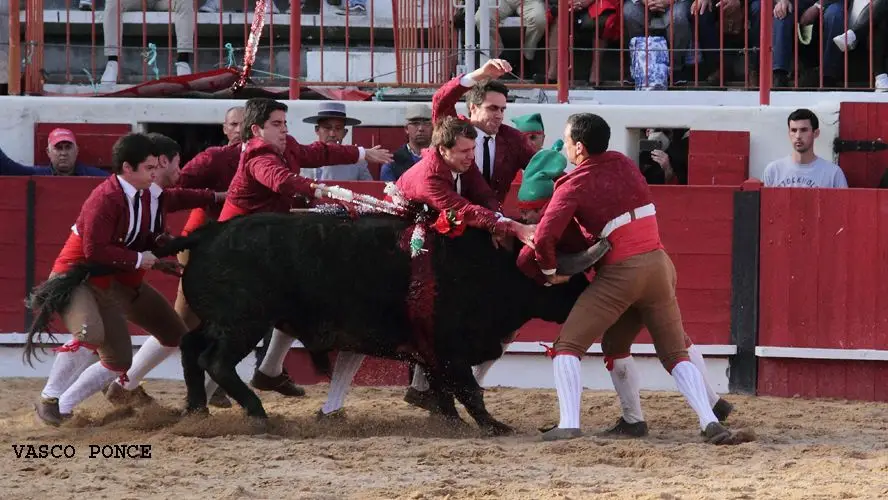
[180,328,210,415]
[425,369,465,426]
[201,337,269,421]
[446,361,513,436]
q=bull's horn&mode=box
[555,239,612,275]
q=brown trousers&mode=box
[554,249,690,371]
[173,249,200,331]
[61,278,189,371]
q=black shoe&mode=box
[35,397,72,426]
[597,417,649,438]
[703,421,735,445]
[251,370,306,397]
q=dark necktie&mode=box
[482,136,492,184]
[125,191,141,245]
[453,174,461,195]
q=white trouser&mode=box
[104,0,195,57]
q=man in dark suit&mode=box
[431,58,538,203]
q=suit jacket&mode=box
[432,75,538,202]
[226,136,362,215]
[53,175,215,273]
[395,149,503,232]
[178,142,241,220]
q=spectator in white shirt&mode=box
[761,108,849,188]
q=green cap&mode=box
[510,113,545,133]
[517,139,566,209]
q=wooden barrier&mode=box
[0,177,739,387]
[757,187,888,401]
[0,178,29,332]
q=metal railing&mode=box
[4,0,886,102]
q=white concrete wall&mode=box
[0,96,844,181]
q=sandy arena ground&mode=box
[1,378,887,499]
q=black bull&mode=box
[154,210,591,434]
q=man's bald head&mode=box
[223,106,245,145]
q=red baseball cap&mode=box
[48,128,77,147]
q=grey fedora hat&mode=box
[302,101,362,126]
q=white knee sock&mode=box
[608,356,644,423]
[257,328,292,377]
[321,351,366,414]
[671,360,718,430]
[553,354,582,429]
[687,344,720,407]
[58,362,120,414]
[411,365,430,391]
[473,342,509,387]
[122,336,178,390]
[41,345,98,399]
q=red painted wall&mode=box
[757,187,888,401]
[837,102,888,188]
[759,188,888,350]
[2,178,736,384]
[0,178,29,332]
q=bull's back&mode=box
[183,212,414,329]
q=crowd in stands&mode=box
[2,0,886,90]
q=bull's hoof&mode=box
[403,387,441,413]
[702,421,748,445]
[182,406,210,417]
[481,420,514,437]
[247,416,269,434]
[209,388,232,409]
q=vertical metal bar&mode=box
[9,0,21,94]
[289,0,301,98]
[478,0,490,65]
[556,0,568,102]
[465,0,476,72]
[759,0,772,104]
[392,0,403,85]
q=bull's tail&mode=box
[23,264,92,367]
[153,221,221,259]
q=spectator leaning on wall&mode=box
[760,108,848,188]
[379,103,433,182]
[0,129,109,177]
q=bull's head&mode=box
[531,273,591,324]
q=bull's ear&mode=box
[555,239,611,275]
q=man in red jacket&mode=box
[31,133,222,426]
[532,113,739,444]
[431,58,537,203]
[404,62,538,407]
[219,97,394,398]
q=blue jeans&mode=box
[773,0,845,78]
[697,0,761,69]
